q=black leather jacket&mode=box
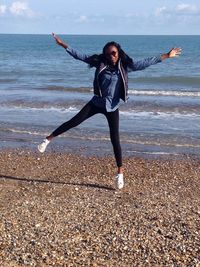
[93,60,128,102]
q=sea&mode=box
[0,34,200,158]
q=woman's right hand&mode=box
[52,32,68,49]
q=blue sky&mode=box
[0,0,200,34]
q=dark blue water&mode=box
[0,34,200,157]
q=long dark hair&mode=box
[88,41,133,69]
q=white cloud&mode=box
[0,4,7,15]
[9,1,34,17]
[124,13,140,18]
[155,3,200,18]
[76,15,88,23]
[176,4,199,14]
[155,6,167,16]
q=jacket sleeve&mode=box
[128,55,162,72]
[66,47,92,64]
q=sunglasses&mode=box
[105,50,118,57]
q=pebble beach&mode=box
[0,149,200,266]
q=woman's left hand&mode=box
[168,47,182,58]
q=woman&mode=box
[38,33,181,189]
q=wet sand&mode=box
[0,148,200,266]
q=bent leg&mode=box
[49,101,99,138]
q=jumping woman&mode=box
[38,33,181,189]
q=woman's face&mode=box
[105,45,119,66]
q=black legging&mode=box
[51,100,122,167]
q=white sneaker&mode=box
[38,139,50,153]
[116,173,124,189]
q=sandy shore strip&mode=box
[0,148,200,266]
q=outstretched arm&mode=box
[129,47,182,72]
[52,32,94,64]
[161,47,182,60]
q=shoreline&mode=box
[0,148,200,265]
[1,131,200,161]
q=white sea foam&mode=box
[125,150,181,156]
[1,105,199,120]
[119,110,200,119]
[5,128,42,136]
[129,90,200,97]
[0,106,79,113]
